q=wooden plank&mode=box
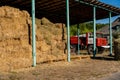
[36,0,65,10]
[71,55,90,60]
[11,0,23,4]
[40,55,90,64]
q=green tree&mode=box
[70,22,107,36]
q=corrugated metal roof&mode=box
[0,0,120,24]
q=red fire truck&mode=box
[70,32,109,54]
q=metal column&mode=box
[66,0,70,62]
[32,0,36,66]
[77,24,80,55]
[93,6,96,58]
[109,12,113,55]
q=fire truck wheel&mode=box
[88,45,93,55]
[87,45,98,55]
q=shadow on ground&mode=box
[91,55,115,61]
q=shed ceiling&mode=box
[0,0,120,24]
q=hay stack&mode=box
[0,6,67,71]
[35,18,67,63]
[114,38,120,60]
[0,6,32,71]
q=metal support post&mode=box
[109,12,113,55]
[77,24,80,55]
[93,6,96,58]
[66,0,70,62]
[32,0,36,67]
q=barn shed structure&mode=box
[97,17,120,35]
[0,0,120,66]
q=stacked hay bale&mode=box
[0,6,67,71]
[113,31,120,60]
[114,38,120,60]
[35,17,67,63]
[0,6,32,71]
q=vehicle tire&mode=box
[98,47,105,54]
[70,45,77,53]
[87,45,93,55]
[87,45,98,55]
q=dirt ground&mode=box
[0,52,120,80]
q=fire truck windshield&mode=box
[88,33,103,38]
[96,33,103,38]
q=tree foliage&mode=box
[70,22,107,36]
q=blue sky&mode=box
[96,0,120,24]
[100,0,120,8]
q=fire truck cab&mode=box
[70,32,109,54]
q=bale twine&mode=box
[114,38,120,60]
